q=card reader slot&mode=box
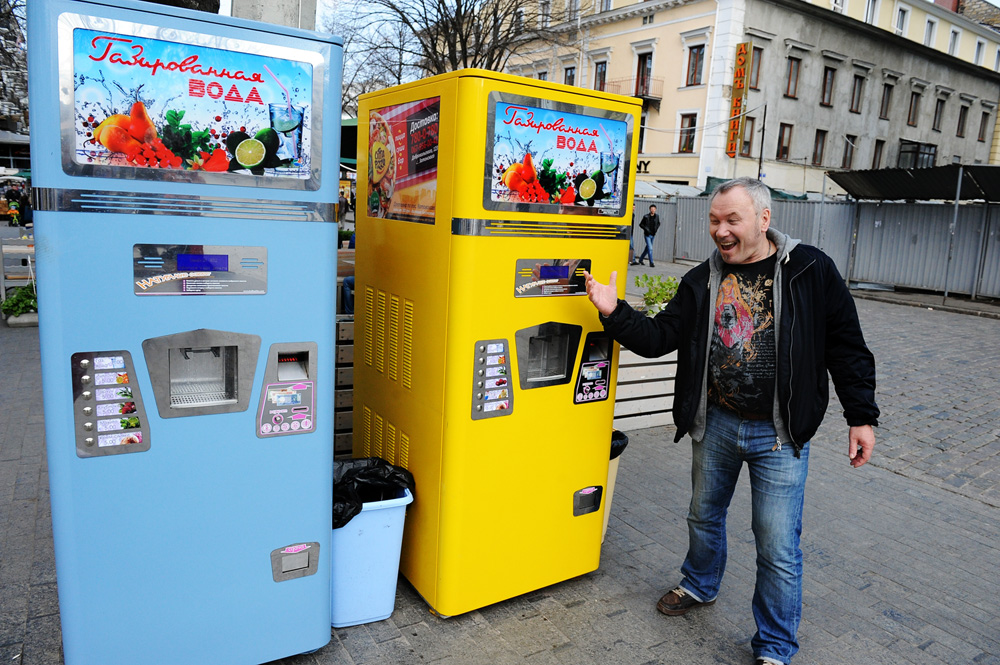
[291,406,309,413]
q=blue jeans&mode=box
[638,234,655,263]
[679,406,810,665]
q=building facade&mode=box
[506,0,1000,195]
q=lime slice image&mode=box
[579,177,598,200]
[235,138,266,169]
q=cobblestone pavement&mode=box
[1,282,998,664]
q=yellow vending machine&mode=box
[355,70,641,616]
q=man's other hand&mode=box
[848,425,875,468]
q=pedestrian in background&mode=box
[636,203,659,267]
[583,177,879,665]
[338,192,348,223]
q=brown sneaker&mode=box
[656,586,716,616]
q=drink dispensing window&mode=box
[167,346,238,409]
[514,322,582,390]
[143,330,261,418]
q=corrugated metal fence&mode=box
[635,196,1000,299]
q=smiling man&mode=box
[583,177,879,665]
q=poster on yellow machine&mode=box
[368,97,440,223]
[486,93,630,215]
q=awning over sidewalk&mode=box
[828,164,1000,202]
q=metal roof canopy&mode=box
[828,164,1000,202]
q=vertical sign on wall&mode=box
[726,42,752,158]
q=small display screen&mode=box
[177,254,229,272]
[539,265,570,280]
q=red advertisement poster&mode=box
[368,97,440,223]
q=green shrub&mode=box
[1,283,37,317]
[634,274,678,316]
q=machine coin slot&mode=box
[514,322,582,390]
[573,332,614,404]
[277,352,309,381]
[257,343,318,438]
[143,330,261,418]
[573,486,603,516]
[270,542,320,583]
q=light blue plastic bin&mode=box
[331,487,413,628]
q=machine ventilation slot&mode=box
[374,413,384,459]
[399,432,410,469]
[402,300,414,389]
[364,287,375,367]
[47,190,327,222]
[453,219,627,239]
[388,296,400,383]
[386,421,397,464]
[362,405,372,457]
[376,290,387,374]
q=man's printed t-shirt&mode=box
[707,253,777,417]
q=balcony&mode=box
[605,76,663,110]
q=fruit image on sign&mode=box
[68,19,316,180]
[488,99,628,213]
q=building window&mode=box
[880,83,893,119]
[679,113,697,153]
[636,52,653,96]
[594,61,607,91]
[785,57,801,98]
[948,29,960,56]
[850,75,864,113]
[776,123,793,161]
[599,0,612,11]
[639,110,648,153]
[741,117,755,157]
[872,139,885,168]
[750,47,763,90]
[995,49,1000,72]
[567,0,580,22]
[812,129,827,165]
[820,67,835,106]
[842,134,857,169]
[898,139,937,168]
[642,14,655,25]
[538,71,548,81]
[975,40,985,65]
[564,66,576,86]
[831,0,846,13]
[953,155,962,164]
[924,19,937,47]
[864,0,877,23]
[957,105,969,137]
[540,1,551,27]
[907,91,921,126]
[932,98,945,131]
[894,6,909,36]
[686,45,705,86]
[979,111,990,142]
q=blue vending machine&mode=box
[27,1,341,662]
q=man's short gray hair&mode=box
[709,177,771,218]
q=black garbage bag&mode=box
[610,430,629,460]
[332,458,416,529]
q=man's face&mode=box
[709,187,771,264]
[650,206,656,214]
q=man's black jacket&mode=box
[601,243,879,450]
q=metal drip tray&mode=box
[169,380,237,408]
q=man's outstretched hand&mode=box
[584,270,619,317]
